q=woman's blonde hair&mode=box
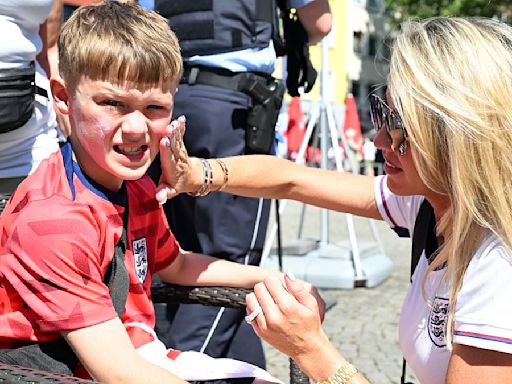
[389,17,512,346]
[58,0,182,92]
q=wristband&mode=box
[317,362,357,384]
[188,158,212,197]
[215,159,229,192]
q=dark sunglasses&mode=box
[370,94,408,155]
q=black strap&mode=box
[181,66,270,94]
[103,204,130,318]
[410,200,434,281]
[400,199,434,384]
[0,204,130,374]
[182,66,247,91]
[35,85,48,99]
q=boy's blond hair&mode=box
[58,0,182,92]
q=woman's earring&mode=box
[398,141,407,156]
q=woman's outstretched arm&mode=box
[156,117,382,220]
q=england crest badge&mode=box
[428,296,449,347]
[132,237,148,284]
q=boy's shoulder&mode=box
[5,149,70,213]
[2,145,117,229]
[0,147,128,260]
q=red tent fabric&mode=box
[286,96,306,161]
[342,93,363,159]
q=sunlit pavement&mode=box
[262,200,418,384]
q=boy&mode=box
[0,2,303,383]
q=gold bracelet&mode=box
[317,362,358,384]
[215,159,229,192]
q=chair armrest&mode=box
[151,284,250,308]
[151,283,310,384]
[0,284,310,384]
[0,362,95,383]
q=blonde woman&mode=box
[159,17,512,384]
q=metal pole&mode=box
[261,104,320,265]
[319,39,330,247]
[326,101,365,282]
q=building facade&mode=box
[346,0,392,134]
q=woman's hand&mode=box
[155,116,202,205]
[246,274,327,360]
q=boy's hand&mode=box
[155,116,202,205]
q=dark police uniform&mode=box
[147,0,313,368]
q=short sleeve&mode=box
[287,0,312,9]
[2,198,117,332]
[154,206,180,272]
[373,175,423,238]
[453,237,512,353]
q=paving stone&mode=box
[262,201,419,384]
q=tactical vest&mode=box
[155,0,276,58]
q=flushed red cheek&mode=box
[74,116,116,158]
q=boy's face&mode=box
[66,77,176,190]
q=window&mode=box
[381,37,393,60]
[353,31,363,54]
[367,0,383,13]
[368,35,377,56]
[351,81,360,99]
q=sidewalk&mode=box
[262,200,418,384]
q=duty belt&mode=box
[181,66,272,102]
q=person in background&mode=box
[362,136,376,176]
[159,16,512,384]
[63,0,136,20]
[144,0,332,369]
[0,0,64,209]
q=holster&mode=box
[241,75,285,154]
[181,66,285,154]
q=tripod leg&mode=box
[296,105,320,164]
[261,104,321,265]
[326,104,344,172]
[326,104,365,283]
[298,203,307,239]
[275,199,283,272]
[329,105,359,174]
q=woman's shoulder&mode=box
[454,235,512,353]
[470,235,512,268]
[373,175,425,235]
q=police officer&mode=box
[145,0,332,368]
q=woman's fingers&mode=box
[284,276,325,320]
[156,116,192,203]
[253,280,280,326]
[246,292,265,336]
[262,275,298,315]
[247,277,323,359]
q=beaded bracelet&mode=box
[317,362,358,384]
[187,158,213,197]
[215,159,229,192]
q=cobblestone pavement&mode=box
[262,201,418,384]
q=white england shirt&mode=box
[374,175,512,384]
